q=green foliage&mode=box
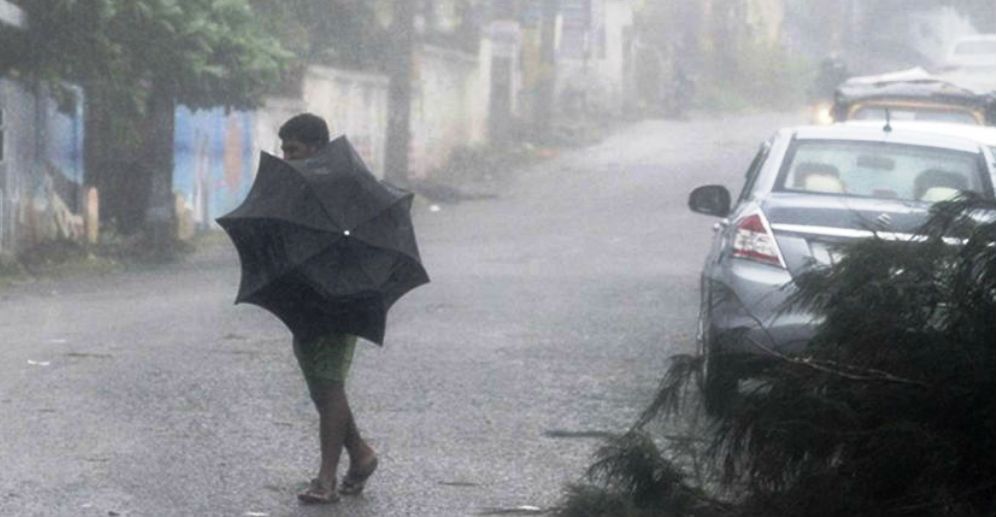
[558,484,659,517]
[556,429,727,517]
[633,1,812,114]
[2,0,289,249]
[0,252,27,285]
[563,197,996,516]
[694,42,812,114]
[4,239,121,280]
[249,0,390,72]
[754,196,996,515]
[4,0,288,112]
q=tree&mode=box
[249,0,390,82]
[2,0,286,249]
[559,197,996,516]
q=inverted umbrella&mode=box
[216,136,430,344]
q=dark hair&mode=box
[278,113,330,147]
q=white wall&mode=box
[409,44,491,179]
[254,97,305,161]
[299,67,391,177]
[254,52,491,184]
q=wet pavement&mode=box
[0,112,804,516]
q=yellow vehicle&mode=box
[824,68,996,126]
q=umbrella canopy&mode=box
[216,136,429,344]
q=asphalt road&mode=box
[0,112,804,517]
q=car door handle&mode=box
[713,219,729,232]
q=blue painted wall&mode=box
[173,106,256,230]
[43,86,85,189]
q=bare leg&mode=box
[309,381,376,486]
[309,381,349,490]
[296,381,346,503]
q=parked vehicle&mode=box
[688,122,996,412]
[846,119,996,149]
[944,34,996,70]
[826,67,996,126]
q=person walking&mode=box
[277,113,379,504]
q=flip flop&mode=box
[340,455,378,495]
[297,478,340,504]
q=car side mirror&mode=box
[688,185,731,217]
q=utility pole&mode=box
[385,0,416,186]
[534,0,559,140]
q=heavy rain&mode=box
[1,1,996,516]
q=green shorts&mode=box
[293,333,357,384]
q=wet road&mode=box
[0,112,803,516]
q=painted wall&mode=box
[0,79,34,253]
[172,106,257,231]
[173,68,391,232]
[0,79,84,254]
[171,56,490,234]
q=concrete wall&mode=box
[409,44,491,179]
[253,97,305,159]
[0,79,85,255]
[300,66,390,177]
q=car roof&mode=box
[841,120,996,147]
[835,76,989,106]
[782,123,987,153]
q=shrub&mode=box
[560,197,996,516]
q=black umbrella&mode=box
[216,136,429,344]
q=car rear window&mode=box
[777,140,988,202]
[851,106,979,125]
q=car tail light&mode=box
[732,213,784,268]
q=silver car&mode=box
[688,122,996,412]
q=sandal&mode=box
[340,455,378,495]
[298,478,340,504]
